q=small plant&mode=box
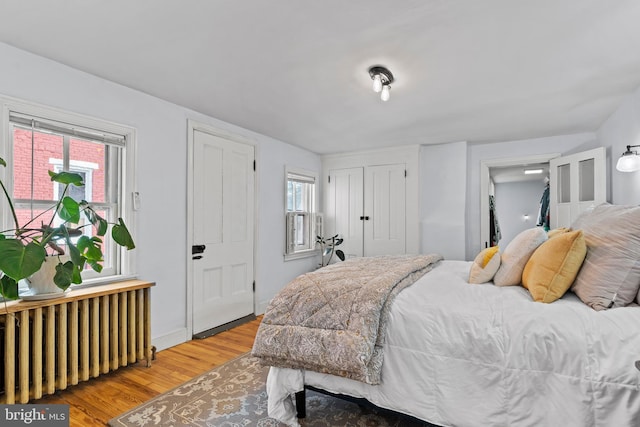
[316,234,345,267]
[0,156,135,300]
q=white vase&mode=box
[27,256,70,295]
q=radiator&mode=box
[0,280,154,404]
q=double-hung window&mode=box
[1,99,137,287]
[285,168,319,259]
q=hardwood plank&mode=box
[37,315,262,427]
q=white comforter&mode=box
[266,260,640,427]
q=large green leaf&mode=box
[0,157,6,167]
[81,205,108,236]
[78,236,103,263]
[87,259,103,273]
[72,264,83,284]
[53,261,74,290]
[0,275,19,300]
[67,242,83,266]
[48,170,84,186]
[0,239,46,281]
[59,196,80,223]
[112,218,135,250]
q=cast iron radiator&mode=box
[0,280,154,404]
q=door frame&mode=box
[186,119,258,340]
[480,152,560,251]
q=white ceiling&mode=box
[1,1,640,155]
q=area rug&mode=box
[108,353,426,427]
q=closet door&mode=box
[327,167,364,258]
[364,164,406,256]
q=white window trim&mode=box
[284,166,319,261]
[0,95,138,286]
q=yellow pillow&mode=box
[469,246,501,284]
[522,230,587,303]
[547,227,570,238]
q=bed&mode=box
[252,203,640,427]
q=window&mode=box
[285,168,319,260]
[1,99,137,287]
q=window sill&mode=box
[284,249,319,262]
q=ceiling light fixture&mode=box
[368,66,394,102]
[524,169,543,175]
[616,145,640,172]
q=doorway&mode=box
[490,162,550,248]
[480,153,559,250]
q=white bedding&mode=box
[266,260,640,427]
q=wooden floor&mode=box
[36,316,262,427]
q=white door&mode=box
[364,164,406,256]
[326,164,406,258]
[549,147,606,229]
[192,129,254,335]
[327,167,364,258]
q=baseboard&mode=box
[152,327,189,351]
[256,300,269,315]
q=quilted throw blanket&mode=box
[251,254,443,384]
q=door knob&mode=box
[192,245,206,255]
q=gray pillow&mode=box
[571,203,640,310]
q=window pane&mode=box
[579,158,595,202]
[294,182,303,211]
[70,138,106,203]
[295,214,305,245]
[58,171,87,202]
[13,128,63,201]
[557,163,570,203]
[287,181,293,211]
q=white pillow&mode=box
[493,227,548,287]
[469,246,501,284]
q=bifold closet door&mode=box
[327,164,406,258]
[364,164,406,256]
[327,167,364,258]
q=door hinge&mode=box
[328,175,331,183]
[253,160,256,171]
[252,281,256,292]
[405,169,407,177]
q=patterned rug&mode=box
[108,353,427,427]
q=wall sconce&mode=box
[616,145,640,172]
[523,214,530,222]
[368,66,394,102]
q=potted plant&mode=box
[316,234,346,267]
[0,156,135,300]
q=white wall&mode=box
[597,85,640,206]
[0,42,321,350]
[419,141,468,260]
[493,180,546,248]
